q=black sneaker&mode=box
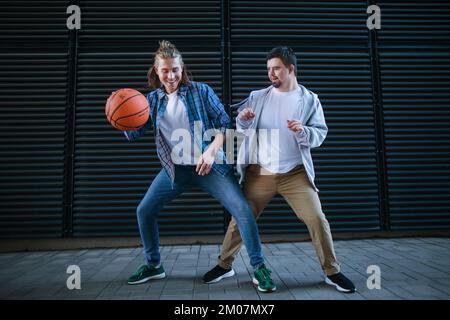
[325,272,356,293]
[203,265,235,284]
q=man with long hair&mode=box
[124,41,276,293]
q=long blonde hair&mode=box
[147,40,191,89]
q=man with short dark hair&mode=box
[203,46,356,293]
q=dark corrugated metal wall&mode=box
[377,1,450,230]
[0,1,449,239]
[0,1,70,238]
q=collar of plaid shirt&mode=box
[155,84,188,100]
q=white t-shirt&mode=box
[257,86,303,173]
[159,90,201,165]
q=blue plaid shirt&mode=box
[124,81,232,181]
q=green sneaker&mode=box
[127,264,166,285]
[252,265,276,292]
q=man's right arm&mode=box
[123,121,151,141]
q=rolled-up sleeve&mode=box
[123,92,153,141]
[232,94,256,131]
[203,84,231,134]
[123,121,151,141]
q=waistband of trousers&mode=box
[246,164,305,176]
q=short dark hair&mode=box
[266,46,297,75]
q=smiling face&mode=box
[155,57,183,94]
[267,57,294,89]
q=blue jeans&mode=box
[136,165,265,269]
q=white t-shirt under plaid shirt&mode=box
[158,90,201,165]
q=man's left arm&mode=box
[203,84,231,135]
[294,94,328,149]
[195,84,231,175]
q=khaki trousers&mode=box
[218,164,341,276]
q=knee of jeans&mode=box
[232,207,256,227]
[136,203,158,222]
[231,201,253,217]
[234,216,253,230]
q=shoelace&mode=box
[258,267,272,283]
[136,265,149,277]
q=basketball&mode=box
[105,88,149,131]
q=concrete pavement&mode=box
[0,237,449,300]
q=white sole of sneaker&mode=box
[204,269,235,284]
[127,272,166,285]
[324,277,355,293]
[252,277,277,293]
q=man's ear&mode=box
[288,64,295,74]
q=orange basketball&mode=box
[105,88,149,131]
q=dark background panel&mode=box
[0,0,70,238]
[377,1,450,231]
[379,48,450,231]
[78,0,222,47]
[230,0,369,44]
[377,0,450,43]
[0,0,70,50]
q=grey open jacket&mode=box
[233,84,328,192]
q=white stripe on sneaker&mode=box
[252,277,277,292]
[127,272,166,285]
[204,269,235,284]
[325,277,355,293]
